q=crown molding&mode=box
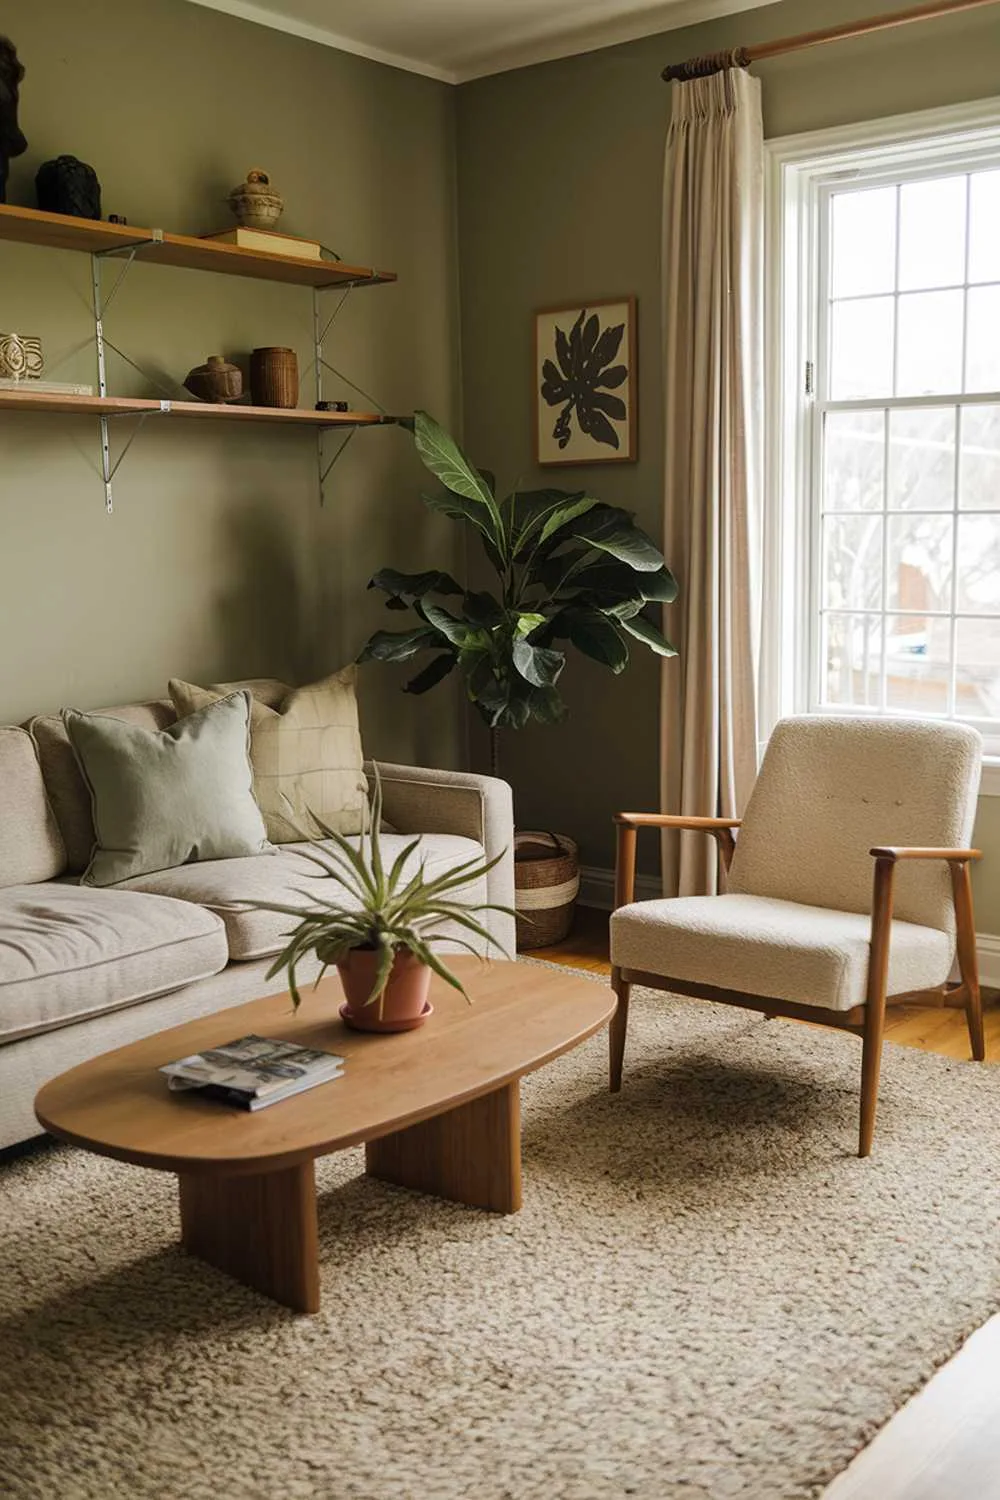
[450,0,774,82]
[180,0,771,86]
[179,0,456,82]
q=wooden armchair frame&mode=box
[610,813,984,1156]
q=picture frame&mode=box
[534,296,636,466]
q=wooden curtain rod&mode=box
[661,0,999,81]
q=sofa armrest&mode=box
[364,761,516,959]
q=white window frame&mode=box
[765,96,1000,794]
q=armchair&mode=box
[609,717,984,1156]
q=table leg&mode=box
[365,1080,522,1213]
[178,1159,320,1313]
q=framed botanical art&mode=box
[535,296,636,466]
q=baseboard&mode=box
[579,864,1000,989]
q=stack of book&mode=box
[160,1034,344,1111]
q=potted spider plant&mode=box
[253,771,512,1033]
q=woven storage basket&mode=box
[514,831,579,950]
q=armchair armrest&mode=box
[613,811,741,908]
[869,846,982,862]
[365,761,514,958]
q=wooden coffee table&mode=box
[35,958,612,1314]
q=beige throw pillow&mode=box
[168,668,367,843]
[63,690,270,887]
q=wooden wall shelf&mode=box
[0,203,395,289]
[0,388,393,428]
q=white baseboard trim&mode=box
[579,864,1000,989]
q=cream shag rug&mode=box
[2,980,1000,1500]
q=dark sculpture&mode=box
[36,155,101,219]
[0,36,27,205]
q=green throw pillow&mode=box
[63,690,271,887]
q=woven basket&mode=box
[514,831,580,950]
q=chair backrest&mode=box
[727,716,982,932]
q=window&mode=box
[769,102,1000,768]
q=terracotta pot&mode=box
[250,346,298,408]
[337,948,433,1033]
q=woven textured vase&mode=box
[250,346,298,408]
[514,831,580,950]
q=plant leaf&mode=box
[564,609,629,673]
[511,637,565,687]
[368,568,463,604]
[403,653,457,694]
[571,509,665,573]
[414,410,504,535]
[358,626,439,663]
[617,611,678,656]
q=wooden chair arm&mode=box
[613,814,740,908]
[869,846,982,863]
[615,813,742,830]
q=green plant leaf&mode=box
[414,411,504,536]
[527,684,569,723]
[368,568,463,604]
[617,611,678,656]
[512,637,565,687]
[570,508,665,572]
[564,609,629,672]
[462,590,506,629]
[403,653,457,694]
[515,611,546,637]
[419,601,489,650]
[358,626,439,663]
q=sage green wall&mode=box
[1,0,463,772]
[456,0,1000,928]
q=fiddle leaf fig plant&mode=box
[359,411,678,732]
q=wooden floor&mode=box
[534,905,1000,1500]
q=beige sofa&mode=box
[0,680,515,1151]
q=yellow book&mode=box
[201,227,323,260]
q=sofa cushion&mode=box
[610,893,954,1013]
[63,691,270,887]
[0,885,229,1044]
[119,834,489,962]
[29,700,176,873]
[28,681,291,874]
[0,727,66,887]
[169,668,367,843]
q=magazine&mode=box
[160,1034,345,1111]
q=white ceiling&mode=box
[182,0,775,84]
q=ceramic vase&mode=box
[227,168,284,231]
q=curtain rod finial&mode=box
[661,46,750,82]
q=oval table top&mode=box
[34,958,614,1176]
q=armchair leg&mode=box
[609,968,630,1093]
[951,861,986,1062]
[966,986,986,1063]
[859,994,886,1159]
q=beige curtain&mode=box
[660,67,764,897]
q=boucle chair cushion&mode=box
[0,727,65,887]
[610,893,954,1012]
[727,717,981,932]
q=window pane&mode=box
[824,410,884,511]
[956,617,1000,720]
[969,169,1000,284]
[830,297,894,399]
[898,175,967,291]
[887,514,953,611]
[831,186,897,297]
[960,404,1000,510]
[965,285,1000,393]
[821,613,882,707]
[888,407,955,510]
[957,515,1000,613]
[823,514,882,610]
[886,614,950,713]
[896,290,964,396]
